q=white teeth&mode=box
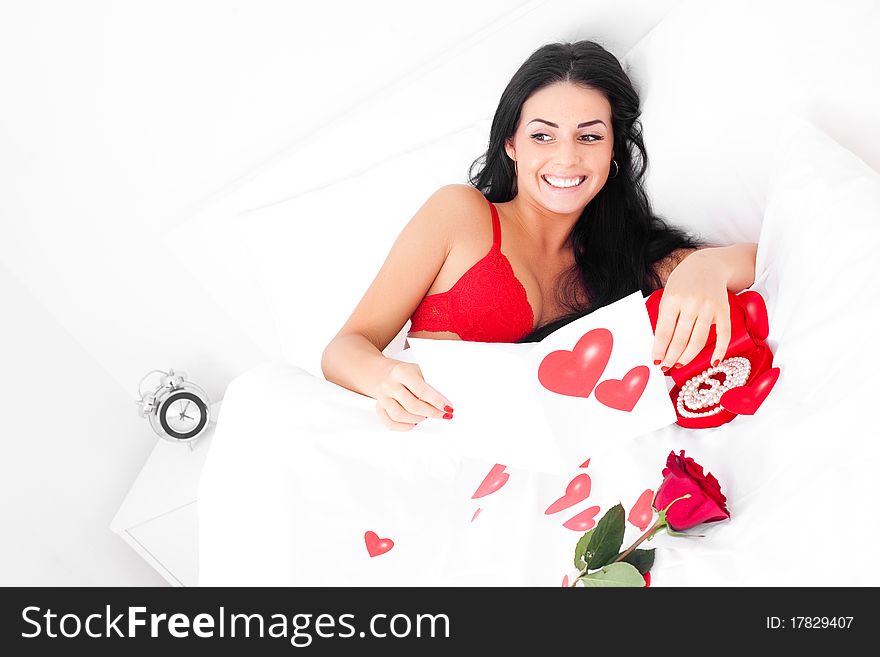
[543,175,585,188]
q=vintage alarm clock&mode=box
[135,368,212,444]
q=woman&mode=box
[322,41,757,431]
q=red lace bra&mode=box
[409,197,535,342]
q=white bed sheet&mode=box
[197,119,880,587]
[196,356,875,586]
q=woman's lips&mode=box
[541,174,587,193]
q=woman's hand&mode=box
[375,360,454,431]
[651,250,732,371]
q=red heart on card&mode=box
[720,367,780,415]
[594,365,650,412]
[562,505,601,531]
[472,463,509,499]
[628,489,655,532]
[364,531,394,557]
[545,474,592,515]
[538,328,613,398]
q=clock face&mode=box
[159,391,208,441]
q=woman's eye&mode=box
[529,133,603,143]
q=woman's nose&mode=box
[552,140,580,167]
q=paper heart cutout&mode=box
[538,328,613,398]
[544,474,592,515]
[472,463,509,499]
[628,489,655,532]
[364,531,394,557]
[594,366,650,412]
[720,367,780,415]
[562,505,601,531]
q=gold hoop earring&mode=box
[610,159,619,179]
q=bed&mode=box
[182,0,880,586]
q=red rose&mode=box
[652,451,730,531]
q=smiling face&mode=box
[504,81,615,214]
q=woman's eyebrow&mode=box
[527,118,607,128]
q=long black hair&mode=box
[468,40,702,342]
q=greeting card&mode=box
[409,291,677,475]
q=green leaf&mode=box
[584,503,626,570]
[578,562,646,588]
[618,549,655,575]
[573,529,595,570]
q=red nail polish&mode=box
[674,363,682,369]
[653,359,661,365]
[443,412,453,420]
[661,366,670,373]
[712,359,720,367]
[444,405,454,413]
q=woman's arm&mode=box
[651,243,758,370]
[321,184,482,428]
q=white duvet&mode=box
[197,120,880,586]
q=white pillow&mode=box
[166,5,674,364]
[623,0,880,245]
[231,121,492,377]
[722,117,880,577]
[751,116,880,410]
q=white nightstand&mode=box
[111,400,222,587]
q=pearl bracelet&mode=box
[675,356,751,418]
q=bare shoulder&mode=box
[418,184,488,224]
[404,183,490,242]
[430,183,487,205]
